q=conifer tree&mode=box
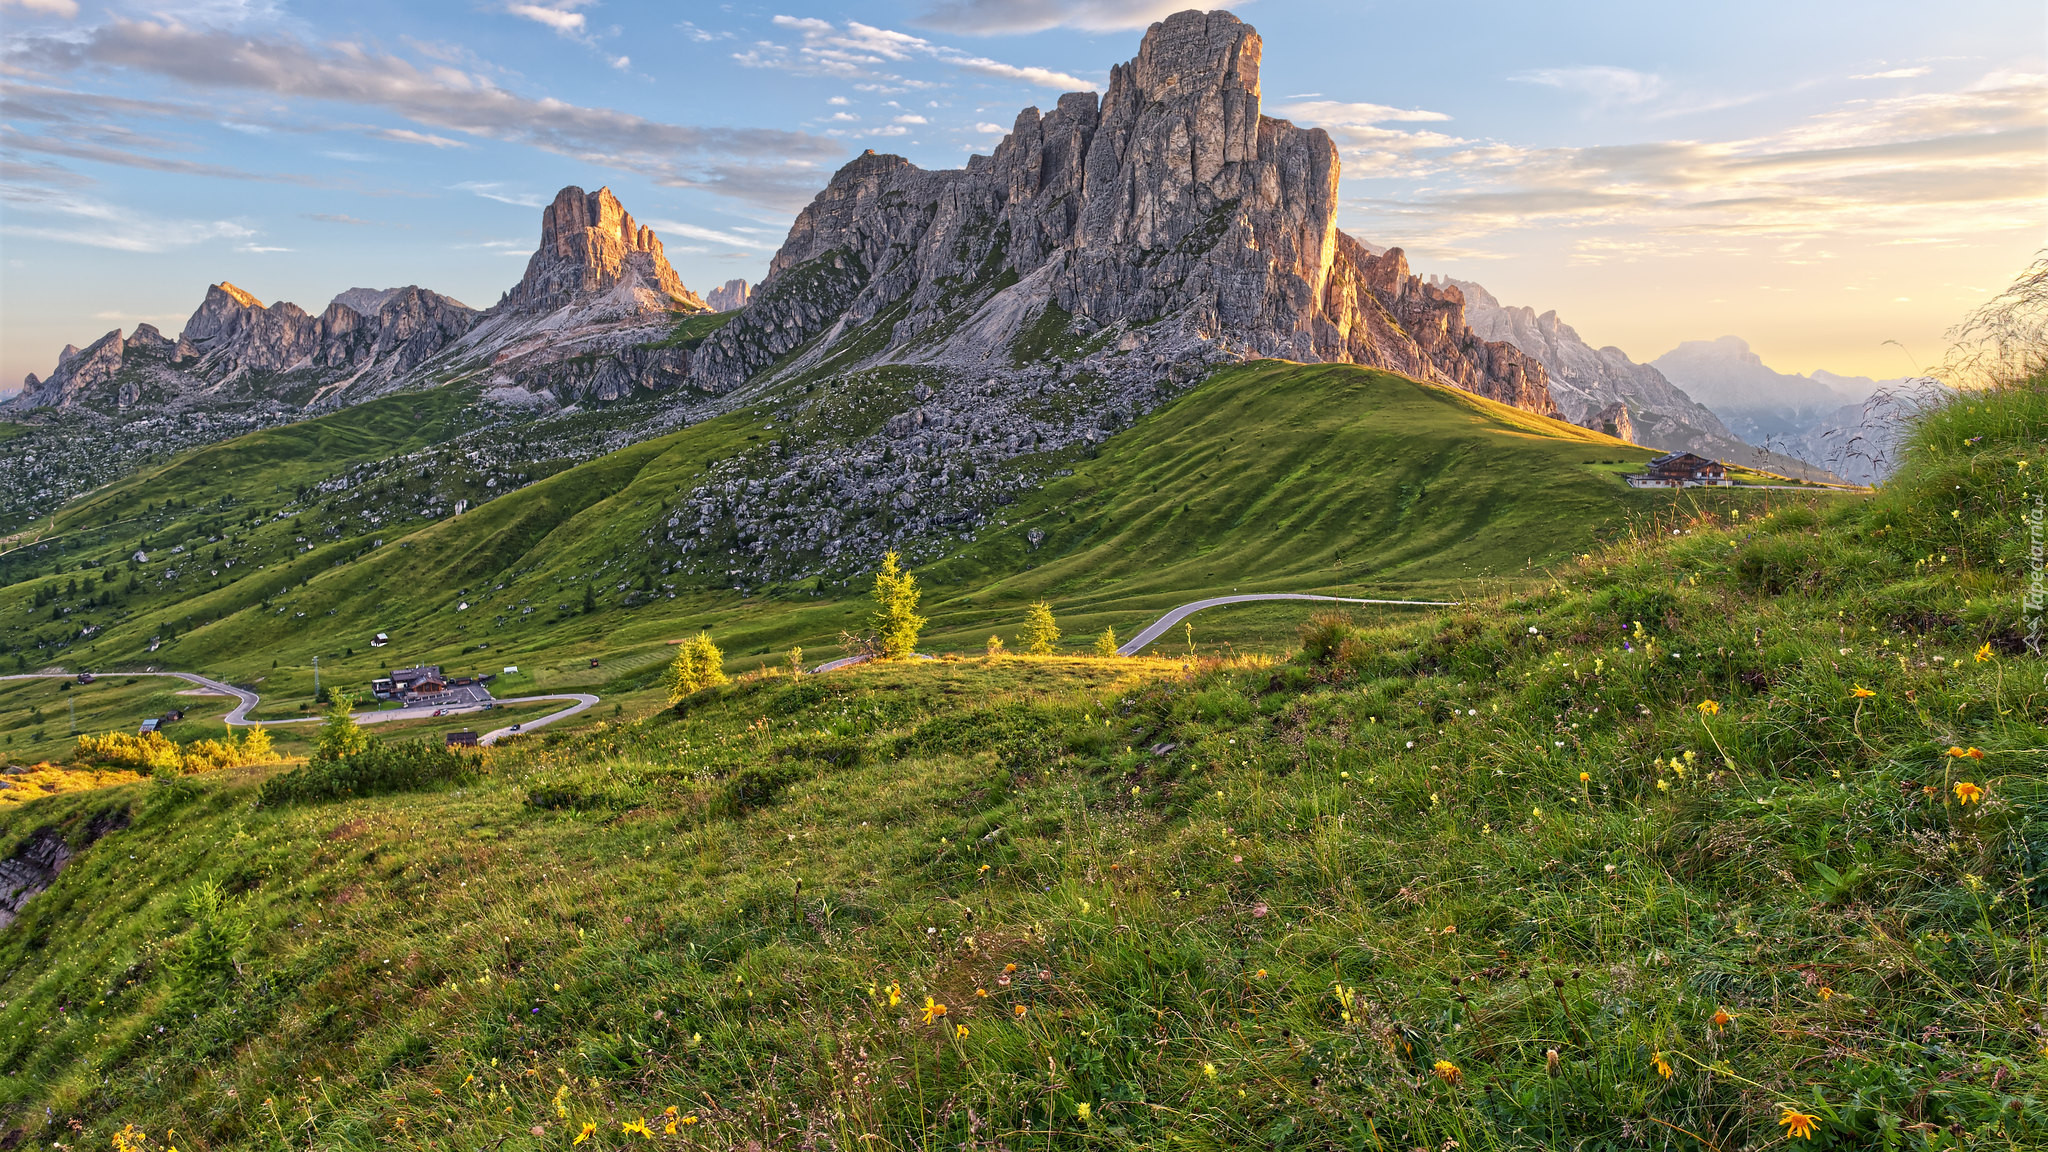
[1094,626,1119,657]
[314,692,366,761]
[664,632,729,704]
[986,635,1006,659]
[1023,601,1061,655]
[869,551,927,660]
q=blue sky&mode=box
[2,0,2042,393]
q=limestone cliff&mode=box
[693,9,1551,414]
[451,186,713,403]
[496,186,704,316]
[705,279,751,311]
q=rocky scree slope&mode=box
[690,9,1551,417]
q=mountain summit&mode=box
[692,9,1551,415]
[497,186,704,317]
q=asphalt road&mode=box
[1115,592,1459,656]
[0,671,599,743]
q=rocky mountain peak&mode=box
[694,8,1551,414]
[705,279,751,312]
[498,185,706,315]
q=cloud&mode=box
[370,126,469,148]
[1336,70,2048,259]
[971,121,1005,133]
[1275,101,1452,126]
[303,212,372,224]
[915,0,1226,35]
[893,114,928,124]
[1511,66,1665,107]
[454,181,545,207]
[0,0,79,16]
[1854,66,1931,80]
[643,220,772,248]
[0,184,255,252]
[505,1,593,38]
[235,243,293,252]
[13,20,844,208]
[738,16,1095,91]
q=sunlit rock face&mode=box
[691,9,1552,415]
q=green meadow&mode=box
[0,371,2037,1147]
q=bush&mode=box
[258,739,479,806]
[711,764,808,819]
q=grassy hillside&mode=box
[2,362,1816,732]
[0,374,2037,1146]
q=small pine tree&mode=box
[787,646,805,676]
[314,692,366,761]
[238,724,274,764]
[1094,626,1119,657]
[1023,601,1061,655]
[582,582,597,614]
[664,632,729,704]
[986,635,1006,659]
[869,551,927,660]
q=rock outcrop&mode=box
[496,186,704,317]
[705,279,751,311]
[692,9,1551,414]
[446,186,717,403]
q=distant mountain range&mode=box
[1649,337,1937,484]
[8,6,1920,545]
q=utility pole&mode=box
[313,655,320,702]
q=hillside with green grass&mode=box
[0,372,2038,1147]
[2,360,1812,735]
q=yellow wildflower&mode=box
[573,1123,597,1146]
[1075,1103,1092,1122]
[975,987,989,997]
[1954,781,1984,805]
[1014,1005,1028,1018]
[1849,685,1875,699]
[955,1023,970,1039]
[1711,1007,1734,1030]
[1579,771,1590,783]
[1947,746,1985,760]
[1976,643,1993,662]
[1433,1059,1463,1086]
[1697,699,1720,716]
[1779,1107,1820,1141]
[886,982,902,1007]
[661,1107,679,1136]
[1652,1051,1673,1080]
[921,997,948,1024]
[620,1118,653,1139]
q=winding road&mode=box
[806,592,1460,672]
[1115,592,1458,656]
[0,671,597,747]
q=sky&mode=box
[1,0,2042,396]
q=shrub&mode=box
[711,764,807,820]
[1297,611,1356,664]
[1093,626,1120,656]
[258,739,479,806]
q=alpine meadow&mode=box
[0,5,2042,1150]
